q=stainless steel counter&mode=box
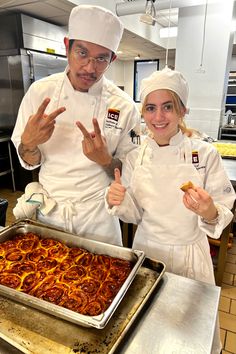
[119,272,220,354]
[0,271,220,354]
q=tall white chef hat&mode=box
[68,5,124,53]
[140,67,189,107]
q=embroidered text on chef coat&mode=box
[105,108,122,130]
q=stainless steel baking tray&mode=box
[0,219,145,329]
[0,257,166,354]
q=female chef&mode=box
[107,67,235,352]
[107,67,235,279]
[11,5,139,245]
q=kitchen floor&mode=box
[0,187,236,354]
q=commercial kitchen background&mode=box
[0,0,236,139]
[0,0,236,353]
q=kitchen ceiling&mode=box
[118,29,175,61]
[0,0,177,61]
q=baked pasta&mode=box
[0,233,133,316]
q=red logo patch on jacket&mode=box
[107,108,120,122]
[192,150,199,164]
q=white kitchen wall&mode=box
[105,56,175,102]
[106,59,124,87]
[230,56,236,71]
[175,0,235,139]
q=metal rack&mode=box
[219,126,236,140]
[0,135,16,192]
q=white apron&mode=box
[132,136,221,353]
[37,74,122,245]
[132,136,215,284]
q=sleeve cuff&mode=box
[104,188,131,217]
[15,142,43,170]
[198,204,233,239]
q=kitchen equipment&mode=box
[0,13,68,190]
[213,142,236,159]
[0,13,67,134]
[0,219,145,329]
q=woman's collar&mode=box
[169,130,184,145]
[148,129,184,147]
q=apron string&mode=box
[183,135,192,164]
[61,200,77,233]
[167,245,174,272]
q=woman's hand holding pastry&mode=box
[181,183,218,222]
[107,168,126,208]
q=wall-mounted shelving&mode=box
[225,72,236,112]
[220,72,236,140]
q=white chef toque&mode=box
[140,68,189,107]
[68,5,124,53]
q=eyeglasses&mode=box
[72,48,112,72]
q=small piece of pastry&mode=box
[180,181,194,192]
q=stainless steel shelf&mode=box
[221,134,236,138]
[226,72,236,112]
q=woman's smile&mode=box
[152,122,168,129]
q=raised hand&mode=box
[76,118,112,166]
[107,168,126,207]
[182,184,218,222]
[21,98,66,149]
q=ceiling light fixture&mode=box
[135,54,141,60]
[140,0,157,26]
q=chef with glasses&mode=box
[12,5,140,245]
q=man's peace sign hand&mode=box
[21,97,66,148]
[76,118,112,166]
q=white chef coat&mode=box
[107,131,235,281]
[12,67,140,245]
[107,130,233,353]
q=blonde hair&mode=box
[141,89,195,137]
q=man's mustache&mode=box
[77,73,97,80]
